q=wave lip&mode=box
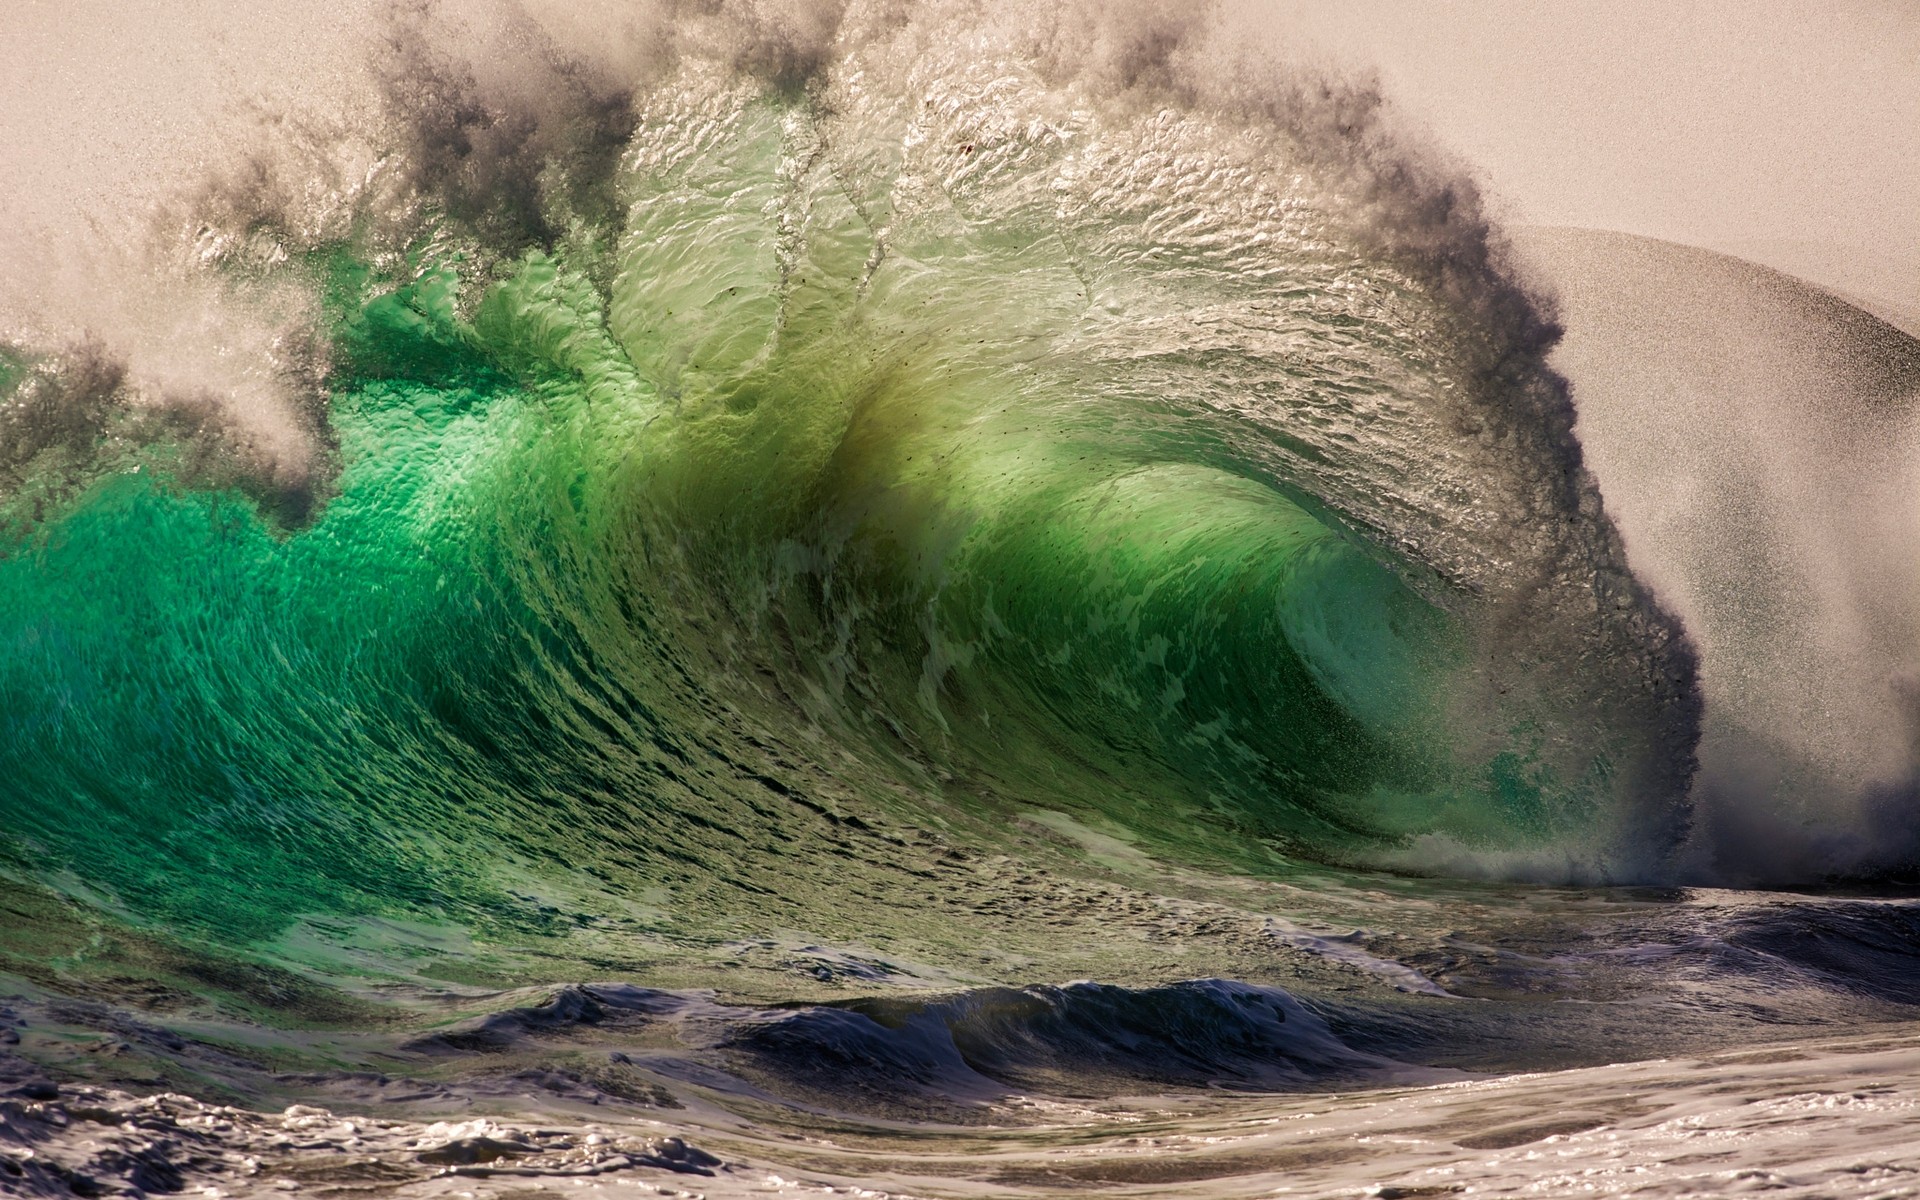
[730,978,1412,1103]
[379,980,1403,1115]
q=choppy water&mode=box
[3,3,1919,1196]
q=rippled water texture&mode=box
[2,3,1918,1197]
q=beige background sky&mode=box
[2,0,1915,311]
[1230,0,1920,315]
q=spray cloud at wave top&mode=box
[0,0,1706,919]
[4,3,1920,1198]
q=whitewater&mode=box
[3,3,1919,1196]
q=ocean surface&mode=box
[4,3,1920,1196]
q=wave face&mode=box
[0,1,1699,958]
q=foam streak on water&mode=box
[8,1023,1920,1197]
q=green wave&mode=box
[0,57,1695,961]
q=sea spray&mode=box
[0,3,1705,966]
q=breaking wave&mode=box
[1,0,1705,959]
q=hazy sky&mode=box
[2,0,1916,307]
[1231,0,1920,309]
[0,0,372,221]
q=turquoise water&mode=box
[8,12,1920,1199]
[0,0,1708,1042]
